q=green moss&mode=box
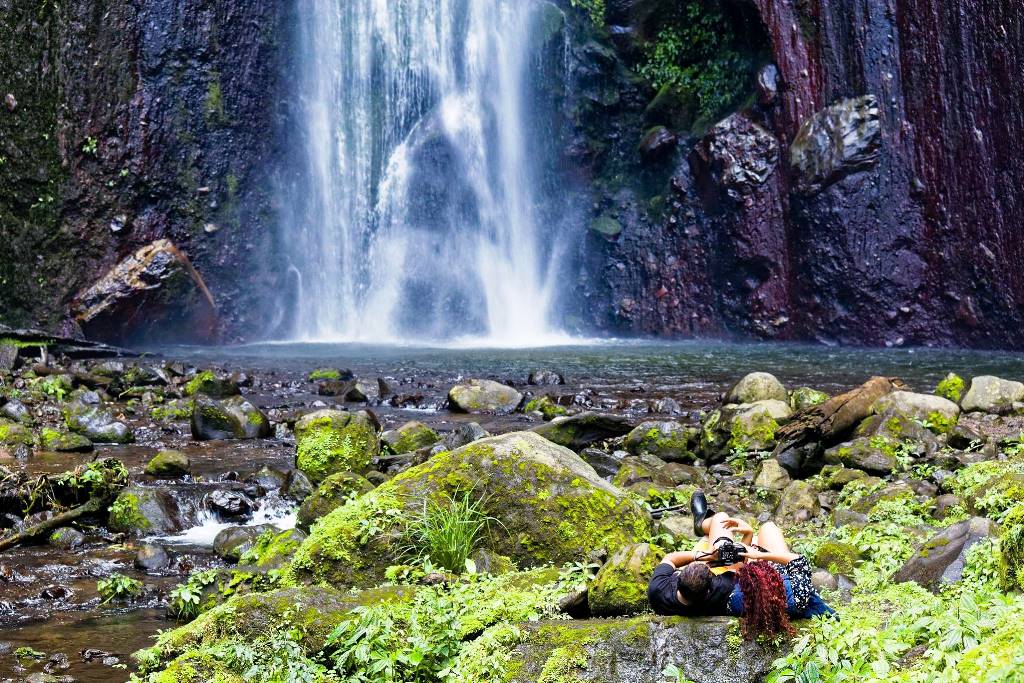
[205,73,227,126]
[998,504,1024,592]
[307,368,342,381]
[184,371,217,397]
[925,410,956,435]
[727,412,779,451]
[524,396,568,421]
[109,493,150,532]
[384,421,440,454]
[0,420,33,446]
[812,540,862,575]
[238,529,305,569]
[151,400,193,421]
[588,543,661,616]
[935,373,966,403]
[295,413,378,482]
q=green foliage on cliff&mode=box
[637,2,754,123]
[569,0,605,25]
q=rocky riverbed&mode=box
[2,339,1024,682]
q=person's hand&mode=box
[740,548,773,562]
[722,518,753,535]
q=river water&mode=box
[3,339,1024,680]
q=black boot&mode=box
[690,490,716,538]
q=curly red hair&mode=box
[737,563,795,640]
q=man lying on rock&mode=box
[648,490,835,639]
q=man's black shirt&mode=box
[647,563,736,616]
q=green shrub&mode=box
[404,491,498,573]
[98,573,143,604]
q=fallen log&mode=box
[0,496,107,552]
[773,376,905,475]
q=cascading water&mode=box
[282,0,575,345]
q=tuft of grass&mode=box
[405,491,498,573]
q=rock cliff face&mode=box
[1,0,1022,347]
[0,0,288,340]
[580,0,1024,348]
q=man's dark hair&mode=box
[677,563,712,603]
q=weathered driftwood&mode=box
[0,496,106,552]
[773,376,905,474]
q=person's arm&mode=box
[660,550,700,568]
[722,518,755,545]
[740,548,800,564]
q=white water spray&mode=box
[284,0,571,345]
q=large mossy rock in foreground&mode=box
[294,409,379,483]
[288,431,651,588]
[588,543,663,617]
[507,616,780,683]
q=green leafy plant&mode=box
[662,663,696,683]
[14,646,45,661]
[404,491,499,573]
[569,0,605,25]
[168,569,218,621]
[98,573,143,604]
[82,136,99,155]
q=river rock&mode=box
[532,412,634,451]
[0,420,34,447]
[294,409,379,483]
[724,372,788,405]
[823,438,899,475]
[108,487,180,536]
[580,448,624,479]
[213,524,277,562]
[961,376,1024,414]
[775,480,821,522]
[1,399,30,423]
[442,422,490,450]
[191,394,271,441]
[48,527,86,550]
[528,369,564,386]
[289,431,651,587]
[207,490,253,519]
[753,458,791,490]
[296,471,375,530]
[588,543,662,617]
[872,391,960,425]
[239,527,308,569]
[247,466,288,492]
[894,517,997,591]
[135,542,170,571]
[283,469,315,502]
[63,401,132,444]
[448,379,523,413]
[71,239,219,345]
[37,428,93,453]
[624,421,695,462]
[790,387,829,411]
[145,450,191,477]
[382,421,439,454]
[329,377,388,403]
[505,616,780,683]
[790,94,881,195]
[183,370,240,398]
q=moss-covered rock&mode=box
[183,370,239,398]
[961,375,1024,414]
[753,458,791,490]
[945,458,1024,519]
[307,368,346,382]
[294,409,378,483]
[288,431,651,588]
[145,450,191,477]
[998,503,1024,591]
[108,487,180,536]
[63,401,133,444]
[506,616,780,683]
[212,524,276,562]
[532,412,635,451]
[523,395,569,420]
[296,470,375,529]
[872,391,960,429]
[37,427,93,452]
[588,543,662,617]
[0,419,35,447]
[790,387,829,411]
[893,517,997,591]
[448,379,523,413]
[812,540,862,575]
[190,395,271,441]
[624,421,695,462]
[823,438,899,475]
[381,420,439,454]
[775,480,821,522]
[238,527,308,569]
[150,399,193,422]
[935,373,965,403]
[724,372,788,405]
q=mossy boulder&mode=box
[724,372,788,405]
[149,653,246,683]
[296,470,375,529]
[238,527,308,569]
[753,458,791,490]
[37,427,93,453]
[999,503,1024,591]
[961,375,1024,414]
[872,391,960,430]
[307,368,348,382]
[448,379,523,413]
[945,459,1024,519]
[150,399,193,422]
[505,616,780,683]
[624,421,695,462]
[588,543,662,617]
[63,401,133,444]
[935,373,965,403]
[49,527,86,550]
[108,487,180,536]
[523,395,568,420]
[820,465,868,490]
[183,370,239,398]
[288,431,651,588]
[382,420,439,454]
[294,409,378,483]
[190,395,271,441]
[532,412,634,451]
[775,480,821,522]
[145,450,191,477]
[823,438,899,475]
[790,387,829,411]
[0,419,35,447]
[894,517,997,591]
[812,540,862,575]
[212,524,276,562]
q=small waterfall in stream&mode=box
[281,0,575,346]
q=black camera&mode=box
[713,538,746,566]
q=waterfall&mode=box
[283,0,572,345]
